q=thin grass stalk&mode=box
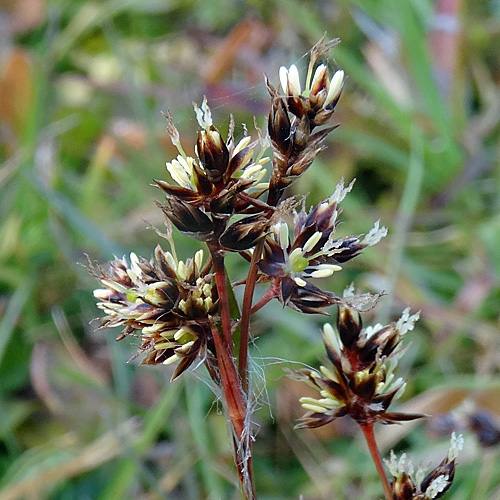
[208,244,234,350]
[238,239,264,393]
[250,282,279,315]
[360,423,392,500]
[209,320,256,500]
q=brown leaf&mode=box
[0,48,33,135]
[202,17,271,85]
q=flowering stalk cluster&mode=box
[385,433,463,499]
[91,36,462,500]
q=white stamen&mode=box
[194,249,204,271]
[163,354,179,365]
[278,222,289,249]
[323,323,342,355]
[289,247,303,265]
[303,231,322,253]
[165,251,177,270]
[287,64,301,95]
[310,64,327,92]
[299,400,328,414]
[293,276,307,287]
[232,135,251,156]
[279,66,289,95]
[177,261,188,281]
[393,381,406,400]
[177,340,195,352]
[310,268,334,279]
[325,70,344,105]
[319,365,338,382]
[174,327,190,341]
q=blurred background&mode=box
[1,0,500,499]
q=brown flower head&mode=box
[385,433,464,500]
[258,179,386,313]
[266,37,344,207]
[156,98,269,217]
[279,62,344,127]
[92,246,217,380]
[294,302,423,428]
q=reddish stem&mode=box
[210,320,256,500]
[238,240,263,393]
[251,282,279,315]
[360,423,392,500]
[209,244,233,350]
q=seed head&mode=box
[92,246,218,380]
[293,305,423,428]
[385,433,463,499]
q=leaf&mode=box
[0,49,33,135]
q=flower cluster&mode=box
[258,179,386,313]
[155,99,270,247]
[294,299,423,427]
[266,37,345,207]
[92,246,218,380]
[385,433,464,500]
[89,36,463,500]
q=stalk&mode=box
[210,320,256,500]
[360,423,392,500]
[238,239,264,392]
[250,281,279,315]
[207,243,257,499]
[208,244,234,350]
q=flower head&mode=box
[294,304,423,428]
[92,246,218,380]
[385,433,463,499]
[258,179,386,313]
[155,98,269,241]
[280,63,344,117]
[265,37,345,207]
[157,98,268,204]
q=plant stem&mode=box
[251,281,279,315]
[210,320,256,500]
[207,242,256,499]
[360,423,392,500]
[238,240,263,393]
[208,243,233,350]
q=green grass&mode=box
[1,0,500,498]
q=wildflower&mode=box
[280,63,344,121]
[266,39,344,206]
[294,303,423,428]
[92,246,217,380]
[258,179,386,313]
[385,433,464,499]
[156,98,268,213]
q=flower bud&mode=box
[325,70,344,106]
[337,306,362,349]
[196,127,229,182]
[162,199,213,240]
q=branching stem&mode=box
[360,423,392,500]
[208,243,233,350]
[238,240,264,393]
[251,281,280,315]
